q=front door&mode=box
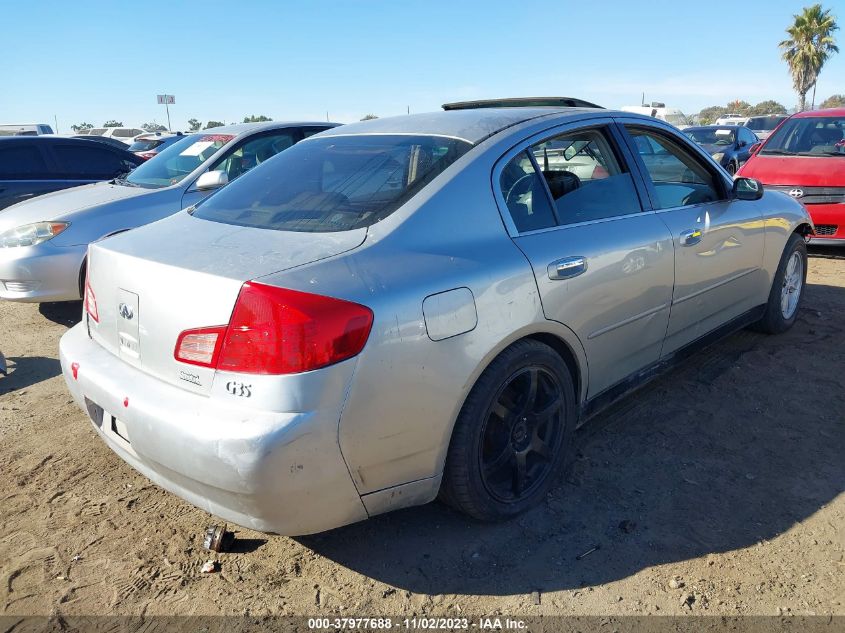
[620,122,766,355]
[495,121,675,399]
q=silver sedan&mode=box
[60,102,812,535]
[0,121,337,302]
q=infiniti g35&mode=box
[60,101,812,535]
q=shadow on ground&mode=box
[0,356,62,394]
[300,282,845,595]
[38,301,83,327]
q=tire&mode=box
[727,162,737,176]
[440,339,577,521]
[754,232,807,334]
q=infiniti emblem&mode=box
[118,303,134,320]
[788,188,804,199]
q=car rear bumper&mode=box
[0,242,85,302]
[805,203,845,242]
[59,323,369,535]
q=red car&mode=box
[738,107,845,244]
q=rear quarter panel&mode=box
[254,135,589,496]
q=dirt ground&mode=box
[0,250,843,619]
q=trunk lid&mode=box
[86,211,367,394]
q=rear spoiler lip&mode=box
[442,97,604,111]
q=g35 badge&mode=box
[226,381,252,398]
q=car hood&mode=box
[0,181,155,232]
[738,154,845,186]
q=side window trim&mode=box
[524,149,561,225]
[492,117,649,237]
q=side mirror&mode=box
[733,177,764,201]
[749,142,762,155]
[194,170,228,191]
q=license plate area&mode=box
[84,397,104,428]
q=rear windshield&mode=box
[193,134,472,232]
[125,133,234,188]
[128,139,163,152]
[746,116,786,131]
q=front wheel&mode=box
[726,162,737,176]
[754,232,807,334]
[440,340,576,521]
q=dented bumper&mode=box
[59,323,368,535]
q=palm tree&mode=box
[780,4,839,111]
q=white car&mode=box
[714,115,749,127]
[76,127,146,145]
[0,123,54,136]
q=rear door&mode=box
[618,120,765,355]
[494,119,675,398]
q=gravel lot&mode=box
[1,250,843,618]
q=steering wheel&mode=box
[505,174,535,205]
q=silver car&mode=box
[0,121,337,302]
[59,102,812,535]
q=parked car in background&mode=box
[0,136,142,211]
[621,103,690,128]
[128,132,185,160]
[0,123,54,136]
[738,107,845,244]
[714,115,749,126]
[71,135,134,150]
[684,125,758,174]
[76,127,145,144]
[0,121,338,302]
[59,103,811,536]
[744,115,788,140]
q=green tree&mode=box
[747,100,788,116]
[243,114,272,123]
[71,122,93,132]
[780,4,839,111]
[204,120,225,129]
[103,120,123,127]
[820,94,845,108]
[698,105,728,125]
[360,114,378,121]
[187,118,202,131]
[141,122,167,133]
[727,100,752,114]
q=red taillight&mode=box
[174,283,374,375]
[138,151,157,160]
[174,326,227,367]
[84,274,99,323]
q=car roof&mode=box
[199,121,340,136]
[793,107,845,118]
[314,108,602,145]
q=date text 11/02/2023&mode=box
[306,618,528,630]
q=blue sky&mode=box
[2,0,843,131]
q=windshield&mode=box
[746,116,786,131]
[193,134,472,232]
[684,128,736,146]
[126,133,234,188]
[88,128,107,136]
[762,116,845,156]
[664,113,688,125]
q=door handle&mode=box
[547,256,587,280]
[680,228,702,246]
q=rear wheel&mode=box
[440,340,576,521]
[754,232,807,334]
[727,162,737,176]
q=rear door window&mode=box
[193,134,472,232]
[0,144,50,179]
[52,144,136,179]
[499,152,557,232]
